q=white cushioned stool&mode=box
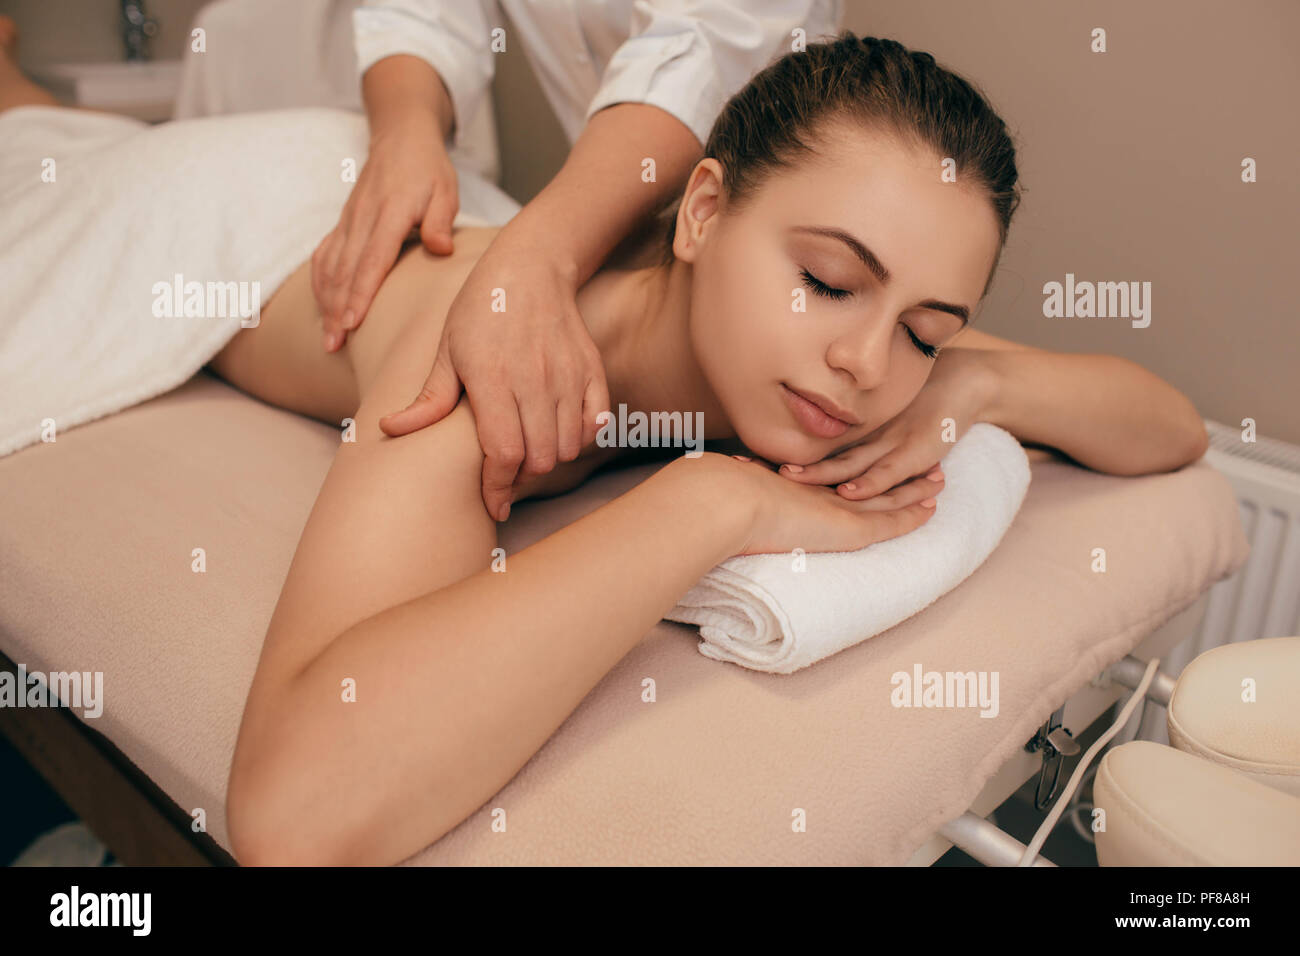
[1094,636,1300,865]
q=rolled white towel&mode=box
[665,423,1031,673]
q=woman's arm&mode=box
[227,413,935,868]
[225,281,750,867]
[231,446,751,868]
[975,350,1210,474]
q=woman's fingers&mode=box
[836,453,942,501]
[810,468,943,552]
[777,435,945,505]
[849,469,944,511]
[779,441,877,486]
[795,494,937,556]
[736,453,939,556]
[857,499,938,546]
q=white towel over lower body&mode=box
[666,423,1031,674]
[0,105,521,458]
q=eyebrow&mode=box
[791,225,971,325]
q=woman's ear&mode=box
[672,158,725,264]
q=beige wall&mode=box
[836,0,1298,445]
[490,4,569,210]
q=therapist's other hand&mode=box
[312,118,459,351]
[379,240,611,523]
[774,347,996,501]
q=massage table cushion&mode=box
[0,372,1250,864]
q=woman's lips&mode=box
[780,383,853,439]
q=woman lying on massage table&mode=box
[0,23,1208,864]
[214,33,1208,866]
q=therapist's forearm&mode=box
[362,54,455,142]
[504,102,704,286]
[976,350,1209,475]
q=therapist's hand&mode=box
[379,233,611,522]
[774,347,997,500]
[311,117,459,351]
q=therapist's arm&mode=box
[380,102,704,522]
[497,101,704,288]
[364,52,454,142]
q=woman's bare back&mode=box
[207,225,620,501]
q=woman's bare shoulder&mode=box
[344,226,500,395]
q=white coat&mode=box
[354,0,843,173]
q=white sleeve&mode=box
[584,0,844,148]
[352,0,498,141]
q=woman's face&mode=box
[675,118,1003,466]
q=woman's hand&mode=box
[311,116,459,351]
[379,232,611,523]
[679,452,944,557]
[776,348,997,500]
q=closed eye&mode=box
[798,267,941,359]
[799,267,851,301]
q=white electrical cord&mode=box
[1065,693,1152,845]
[1066,764,1101,844]
[1017,656,1161,866]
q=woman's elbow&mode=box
[1184,418,1211,463]
[226,754,304,866]
[225,713,419,866]
[225,713,356,866]
[225,763,351,866]
[1153,422,1209,474]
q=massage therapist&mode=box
[310,0,843,522]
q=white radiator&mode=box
[1129,418,1300,744]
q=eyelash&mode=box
[798,267,940,359]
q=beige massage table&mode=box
[0,371,1250,865]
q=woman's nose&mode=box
[825,324,893,389]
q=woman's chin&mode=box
[737,427,834,467]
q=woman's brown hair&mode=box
[661,31,1022,297]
